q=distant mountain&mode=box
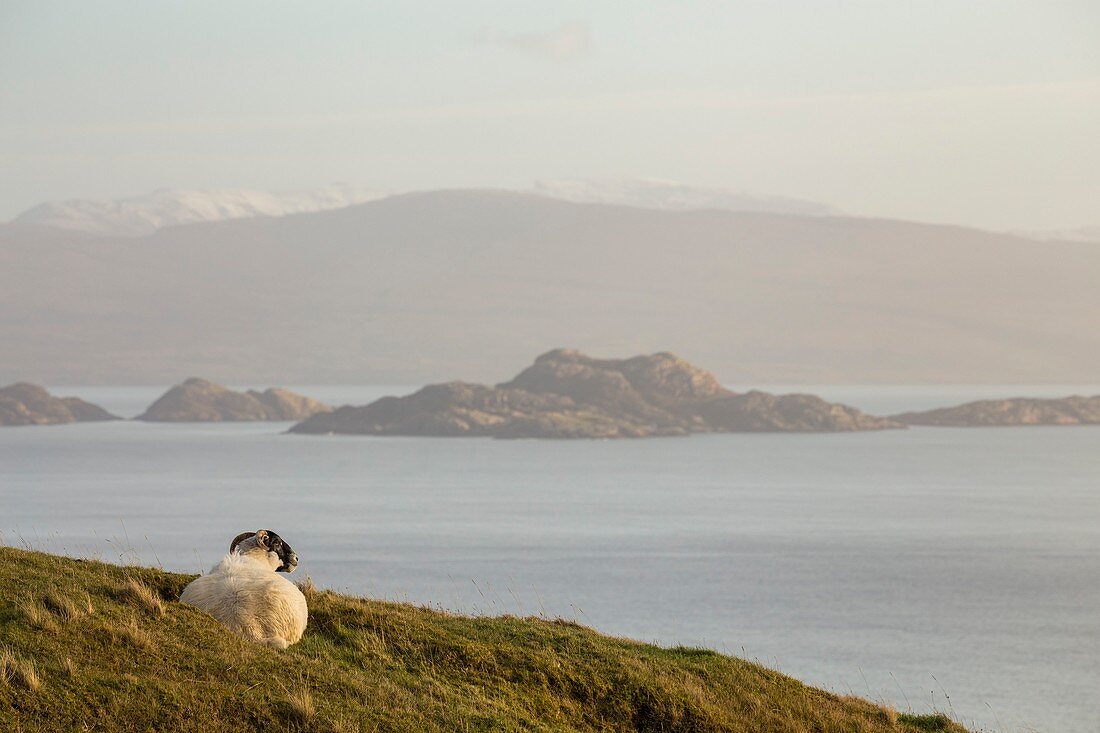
[1,189,1098,384]
[11,179,836,237]
[12,185,389,236]
[533,178,839,216]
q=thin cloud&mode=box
[492,21,591,61]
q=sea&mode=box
[2,384,1098,733]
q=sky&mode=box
[1,0,1097,230]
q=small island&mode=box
[892,395,1100,426]
[291,349,901,439]
[0,383,119,426]
[137,378,330,422]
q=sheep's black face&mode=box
[261,530,298,573]
[230,528,299,572]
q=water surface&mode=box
[3,385,1098,732]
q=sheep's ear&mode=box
[255,530,272,549]
[230,531,256,554]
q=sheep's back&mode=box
[179,564,308,647]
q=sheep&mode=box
[179,529,308,649]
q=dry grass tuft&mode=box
[18,598,59,633]
[61,656,77,677]
[118,620,155,651]
[354,631,390,660]
[118,577,165,617]
[1,647,42,691]
[101,620,156,652]
[296,575,318,602]
[42,589,86,621]
[284,687,317,726]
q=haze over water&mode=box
[3,385,1098,733]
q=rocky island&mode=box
[137,378,330,422]
[0,383,119,426]
[291,349,901,439]
[893,395,1100,426]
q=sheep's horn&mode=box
[230,531,256,554]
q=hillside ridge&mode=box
[0,546,965,732]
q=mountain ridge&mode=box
[11,184,390,236]
[8,180,842,236]
[2,188,1097,385]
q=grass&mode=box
[284,684,318,726]
[1,646,42,691]
[41,589,87,622]
[116,577,165,618]
[15,598,59,634]
[0,545,970,732]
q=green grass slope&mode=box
[0,546,966,732]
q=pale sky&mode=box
[1,0,1097,230]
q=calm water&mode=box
[3,385,1099,733]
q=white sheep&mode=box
[179,529,308,649]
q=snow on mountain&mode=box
[12,179,842,237]
[532,178,840,216]
[12,185,390,236]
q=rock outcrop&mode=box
[291,349,900,439]
[892,396,1100,426]
[137,378,330,422]
[0,383,119,426]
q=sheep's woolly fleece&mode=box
[179,533,307,649]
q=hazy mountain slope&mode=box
[533,178,839,216]
[1011,225,1100,244]
[0,190,1097,384]
[11,185,389,236]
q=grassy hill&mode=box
[0,546,966,732]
